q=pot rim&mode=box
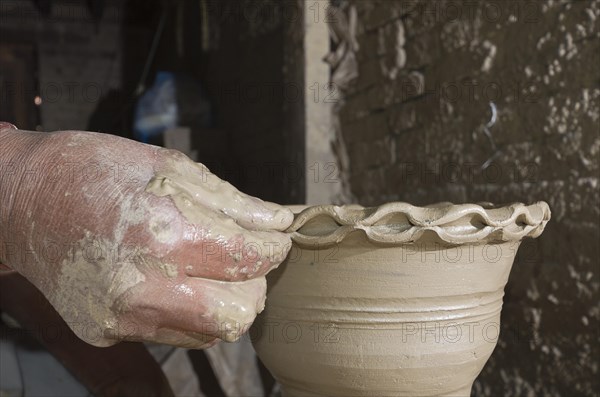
[286,201,551,246]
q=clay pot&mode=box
[252,202,550,397]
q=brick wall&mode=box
[340,1,599,395]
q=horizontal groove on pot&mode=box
[263,290,504,323]
[262,308,503,325]
[265,289,504,311]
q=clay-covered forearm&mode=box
[0,125,89,283]
[0,124,49,274]
[0,126,144,282]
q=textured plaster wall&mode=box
[340,1,599,395]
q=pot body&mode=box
[252,233,520,396]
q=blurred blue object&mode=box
[133,71,178,143]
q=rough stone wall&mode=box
[340,1,599,395]
[0,1,122,131]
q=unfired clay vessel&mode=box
[252,202,550,397]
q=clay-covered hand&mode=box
[0,122,293,348]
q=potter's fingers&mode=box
[187,276,266,342]
[184,159,294,231]
[119,276,266,344]
[0,122,17,132]
[187,220,291,281]
[185,161,293,231]
[218,193,294,233]
[108,323,220,349]
[145,190,291,281]
[177,218,291,281]
[152,149,293,231]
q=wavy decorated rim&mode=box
[285,201,551,246]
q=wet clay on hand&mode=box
[0,124,293,348]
